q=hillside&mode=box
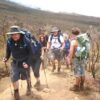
[0,0,100,33]
[0,1,100,100]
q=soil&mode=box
[0,65,99,100]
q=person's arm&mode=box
[47,42,51,50]
[60,36,65,50]
[40,47,45,60]
[46,36,51,50]
[68,40,77,64]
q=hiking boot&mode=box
[14,91,20,100]
[80,82,84,91]
[34,81,41,88]
[70,85,80,92]
[26,88,31,96]
[57,67,61,72]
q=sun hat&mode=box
[7,26,25,35]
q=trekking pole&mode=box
[4,62,13,96]
[40,47,49,88]
[42,52,49,88]
[4,62,9,76]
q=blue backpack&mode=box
[64,39,70,50]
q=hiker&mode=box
[3,26,32,100]
[39,35,47,50]
[38,27,48,45]
[47,27,65,72]
[21,28,44,88]
[29,35,44,88]
[38,28,49,68]
[63,33,70,68]
[67,27,86,91]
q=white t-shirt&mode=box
[48,35,64,49]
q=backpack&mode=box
[21,29,32,39]
[50,32,63,44]
[75,33,91,60]
[22,29,41,57]
[64,39,70,50]
[31,37,41,56]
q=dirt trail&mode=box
[0,66,91,100]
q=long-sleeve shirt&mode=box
[5,36,33,66]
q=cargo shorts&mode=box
[72,58,85,77]
[10,62,30,82]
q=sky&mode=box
[10,0,100,17]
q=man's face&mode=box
[11,33,21,41]
[53,31,58,36]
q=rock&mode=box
[50,89,56,93]
[74,96,80,100]
[43,88,50,93]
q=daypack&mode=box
[64,39,70,50]
[75,33,91,60]
[21,29,41,56]
[31,36,41,56]
[50,32,63,44]
[21,29,31,39]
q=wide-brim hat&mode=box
[51,27,59,33]
[7,26,25,35]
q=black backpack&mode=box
[21,29,41,57]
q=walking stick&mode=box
[42,52,49,88]
[4,62,13,96]
[4,62,9,76]
[43,62,49,88]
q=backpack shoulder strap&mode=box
[7,38,13,48]
[50,34,62,44]
[50,34,53,42]
[58,34,62,44]
[23,36,31,47]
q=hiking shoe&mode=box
[34,81,41,88]
[14,91,20,100]
[70,85,80,92]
